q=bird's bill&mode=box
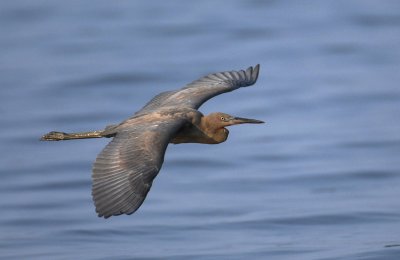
[230,116,265,125]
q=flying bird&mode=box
[41,64,264,218]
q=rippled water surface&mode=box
[1,1,400,259]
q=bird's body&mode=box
[41,65,264,218]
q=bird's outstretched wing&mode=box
[136,64,260,115]
[92,115,187,218]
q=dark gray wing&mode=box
[136,64,260,115]
[92,116,186,218]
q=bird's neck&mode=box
[200,118,229,144]
[212,128,229,143]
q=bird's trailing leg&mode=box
[40,130,106,141]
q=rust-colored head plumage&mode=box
[197,112,264,144]
[205,112,264,129]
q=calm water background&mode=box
[1,1,400,259]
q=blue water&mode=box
[1,0,400,259]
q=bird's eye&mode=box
[220,116,225,121]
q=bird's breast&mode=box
[170,124,223,144]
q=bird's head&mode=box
[206,112,264,129]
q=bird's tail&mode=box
[40,130,106,141]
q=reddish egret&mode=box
[41,64,264,218]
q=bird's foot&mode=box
[40,131,67,141]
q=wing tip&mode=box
[252,64,260,83]
[245,64,260,85]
